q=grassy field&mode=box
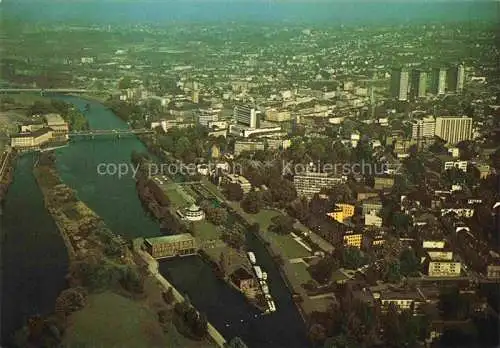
[64,292,169,348]
[252,209,282,231]
[163,183,195,208]
[266,232,311,259]
[64,291,211,348]
[193,220,221,241]
[286,262,313,285]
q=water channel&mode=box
[1,95,309,347]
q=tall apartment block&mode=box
[430,67,447,95]
[390,68,410,101]
[447,64,465,94]
[435,116,473,145]
[234,105,259,128]
[409,70,427,99]
[411,116,436,140]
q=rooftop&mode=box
[144,233,195,245]
[44,113,66,125]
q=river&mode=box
[1,95,309,348]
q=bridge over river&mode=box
[69,128,154,137]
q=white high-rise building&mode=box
[234,105,258,128]
[391,68,410,101]
[431,68,447,95]
[447,64,465,93]
[435,116,473,144]
[411,116,436,139]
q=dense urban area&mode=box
[1,3,500,348]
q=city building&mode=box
[234,105,259,128]
[10,128,53,150]
[230,268,258,294]
[266,109,292,122]
[374,176,395,190]
[410,69,427,99]
[266,138,291,151]
[210,144,221,159]
[144,234,197,259]
[198,107,220,126]
[229,124,281,138]
[365,211,383,227]
[328,206,344,223]
[390,68,410,101]
[20,119,45,133]
[343,233,363,249]
[179,204,205,221]
[411,116,436,139]
[447,64,465,93]
[221,174,252,193]
[427,260,461,277]
[293,172,345,199]
[434,116,473,144]
[362,199,383,216]
[44,113,69,138]
[328,203,355,223]
[486,265,500,279]
[430,67,447,95]
[371,287,428,314]
[444,160,468,172]
[234,140,265,156]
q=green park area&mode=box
[249,209,312,260]
[193,220,221,241]
[267,232,312,260]
[162,182,196,208]
[63,292,169,348]
[64,291,213,348]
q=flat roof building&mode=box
[144,233,197,259]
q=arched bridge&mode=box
[69,129,154,137]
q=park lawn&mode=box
[252,209,283,231]
[193,220,221,241]
[64,291,170,348]
[164,184,194,208]
[286,262,313,285]
[267,232,312,259]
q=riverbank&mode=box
[134,242,225,347]
[0,149,16,208]
[29,151,216,347]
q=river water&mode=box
[1,95,308,348]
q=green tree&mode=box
[241,190,263,214]
[224,183,244,201]
[227,336,248,348]
[399,248,420,277]
[118,76,132,90]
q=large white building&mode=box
[293,172,345,199]
[391,68,410,101]
[431,67,447,95]
[198,107,220,127]
[411,116,436,139]
[234,105,259,128]
[435,116,473,145]
[447,64,465,93]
